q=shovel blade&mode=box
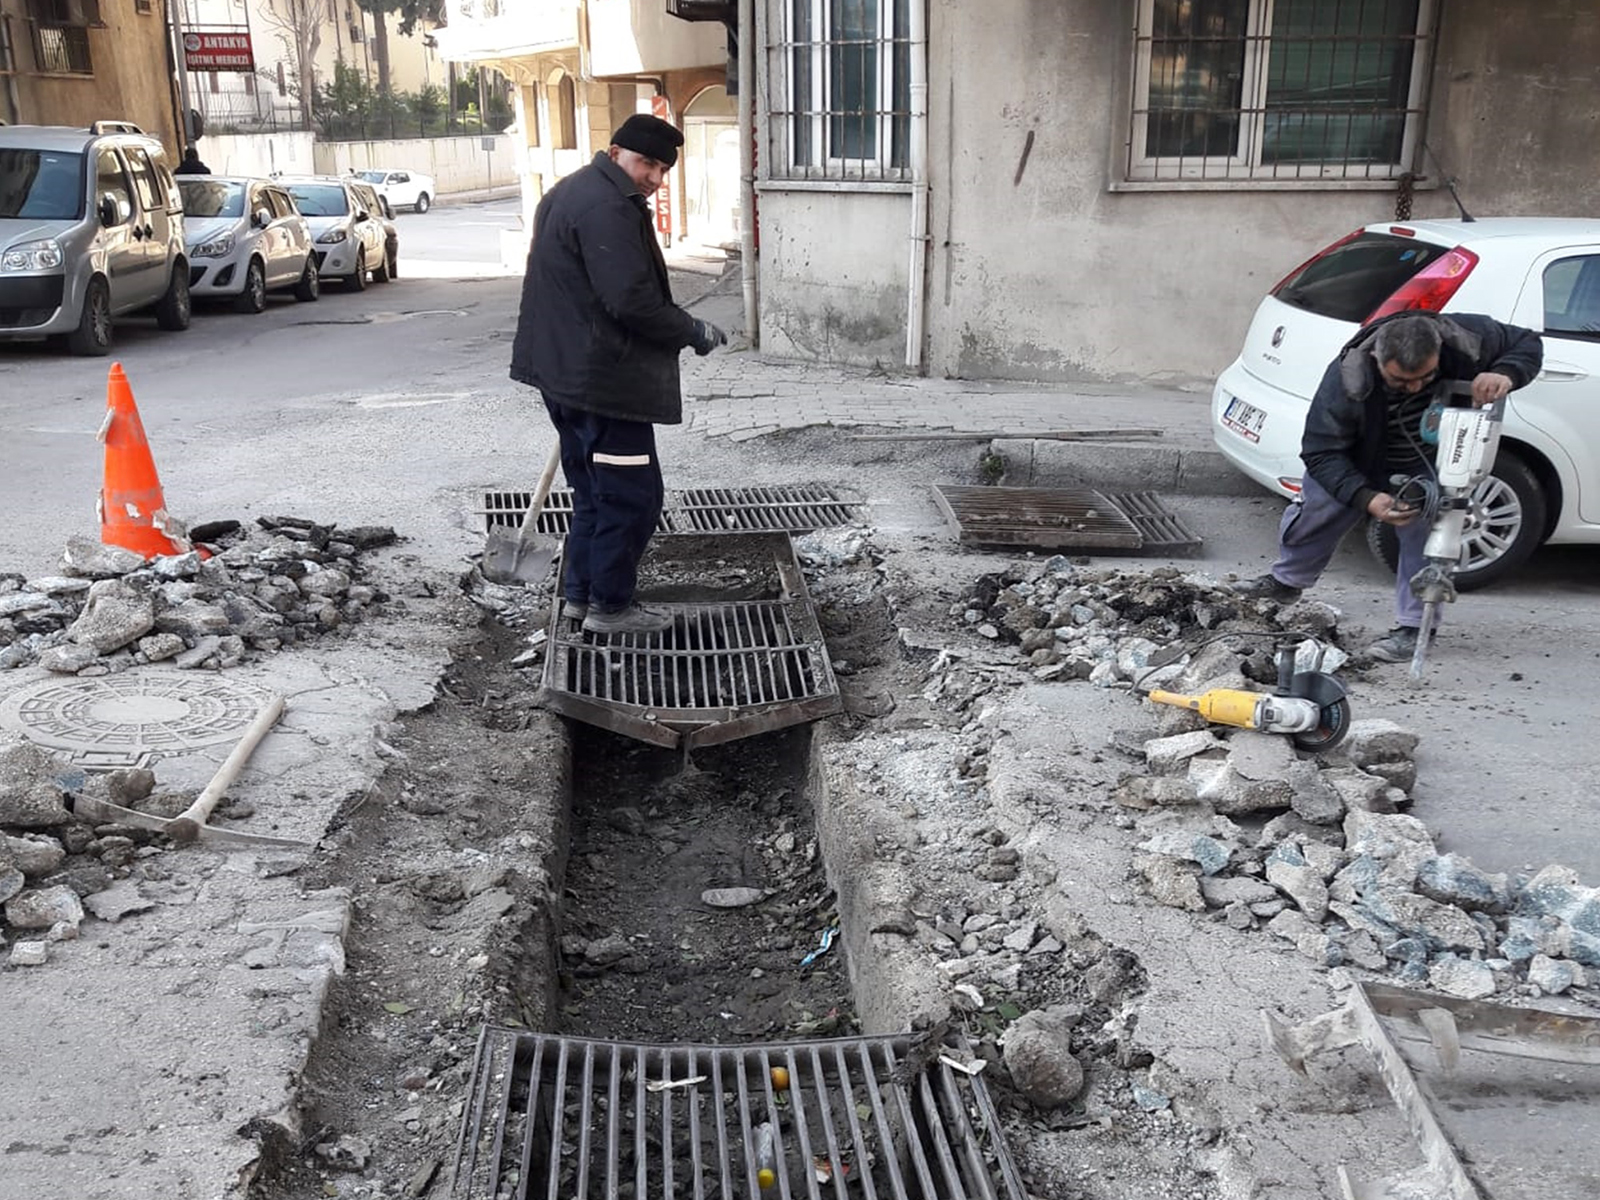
[481,527,560,585]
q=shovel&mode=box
[482,442,563,585]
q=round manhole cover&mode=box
[0,673,278,767]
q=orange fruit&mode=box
[770,1066,790,1091]
[757,1167,777,1190]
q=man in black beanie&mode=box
[510,113,727,636]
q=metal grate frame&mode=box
[933,485,1201,554]
[452,1028,1028,1200]
[478,485,862,537]
[539,533,842,749]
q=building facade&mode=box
[1,0,182,152]
[754,0,1600,380]
[432,0,729,253]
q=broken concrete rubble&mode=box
[957,559,1599,1008]
[0,517,395,675]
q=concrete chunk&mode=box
[1342,718,1420,766]
[1226,730,1298,781]
[1429,954,1496,1000]
[1142,730,1222,775]
[1415,854,1510,913]
[1527,954,1583,995]
[0,735,72,828]
[67,578,154,653]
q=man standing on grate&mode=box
[1231,311,1541,661]
[511,113,727,636]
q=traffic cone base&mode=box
[99,362,190,559]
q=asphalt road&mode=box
[2,199,1598,885]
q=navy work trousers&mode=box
[543,398,664,613]
[1271,474,1434,629]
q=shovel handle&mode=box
[518,443,563,536]
[167,694,286,843]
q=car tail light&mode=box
[1269,229,1362,296]
[1277,477,1302,494]
[1365,246,1480,322]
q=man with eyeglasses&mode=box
[1232,312,1542,662]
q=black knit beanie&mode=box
[609,113,684,168]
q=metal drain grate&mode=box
[541,601,841,750]
[452,1029,1028,1200]
[477,484,861,536]
[933,485,1202,553]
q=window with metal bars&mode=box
[768,0,912,182]
[1128,0,1435,183]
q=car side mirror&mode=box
[98,194,120,226]
[255,207,272,228]
[355,209,369,221]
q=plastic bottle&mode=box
[753,1121,777,1190]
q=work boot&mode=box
[1231,573,1303,603]
[582,603,673,636]
[560,599,588,621]
[1366,626,1434,662]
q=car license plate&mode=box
[1222,395,1267,444]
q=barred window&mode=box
[768,0,912,182]
[1128,0,1435,183]
[32,22,91,73]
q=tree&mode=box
[353,0,400,97]
[258,0,331,128]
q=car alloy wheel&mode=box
[65,277,113,356]
[156,265,192,331]
[347,250,367,291]
[294,258,320,302]
[414,192,430,214]
[235,260,267,314]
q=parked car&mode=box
[348,180,399,282]
[178,176,319,312]
[356,168,435,214]
[278,175,390,290]
[1212,218,1600,589]
[0,120,191,355]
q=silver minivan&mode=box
[0,121,191,355]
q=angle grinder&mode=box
[1143,636,1351,752]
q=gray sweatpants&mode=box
[1271,475,1434,630]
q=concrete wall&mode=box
[758,189,909,364]
[588,0,725,76]
[1,1,180,154]
[203,131,318,177]
[757,0,1600,383]
[313,135,518,192]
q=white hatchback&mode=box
[1212,218,1600,588]
[279,176,391,290]
[179,177,318,312]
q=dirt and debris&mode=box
[0,516,397,674]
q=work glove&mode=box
[691,318,728,356]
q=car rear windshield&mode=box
[0,149,85,220]
[1273,232,1452,323]
[357,171,385,184]
[179,179,245,219]
[287,184,349,217]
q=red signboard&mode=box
[650,96,673,242]
[183,30,255,73]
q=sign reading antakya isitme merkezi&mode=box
[182,30,254,72]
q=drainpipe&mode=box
[738,0,758,347]
[903,0,928,370]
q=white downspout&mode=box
[739,0,759,347]
[903,0,929,369]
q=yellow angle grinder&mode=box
[1144,637,1351,752]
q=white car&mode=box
[357,168,435,214]
[1212,218,1600,589]
[279,175,391,290]
[178,176,318,312]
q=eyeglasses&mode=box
[1377,362,1440,392]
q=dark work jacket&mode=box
[509,153,697,423]
[1300,311,1543,508]
[174,159,210,175]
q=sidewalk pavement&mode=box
[676,262,1259,498]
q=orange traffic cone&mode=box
[97,362,191,559]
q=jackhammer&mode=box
[1393,381,1507,680]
